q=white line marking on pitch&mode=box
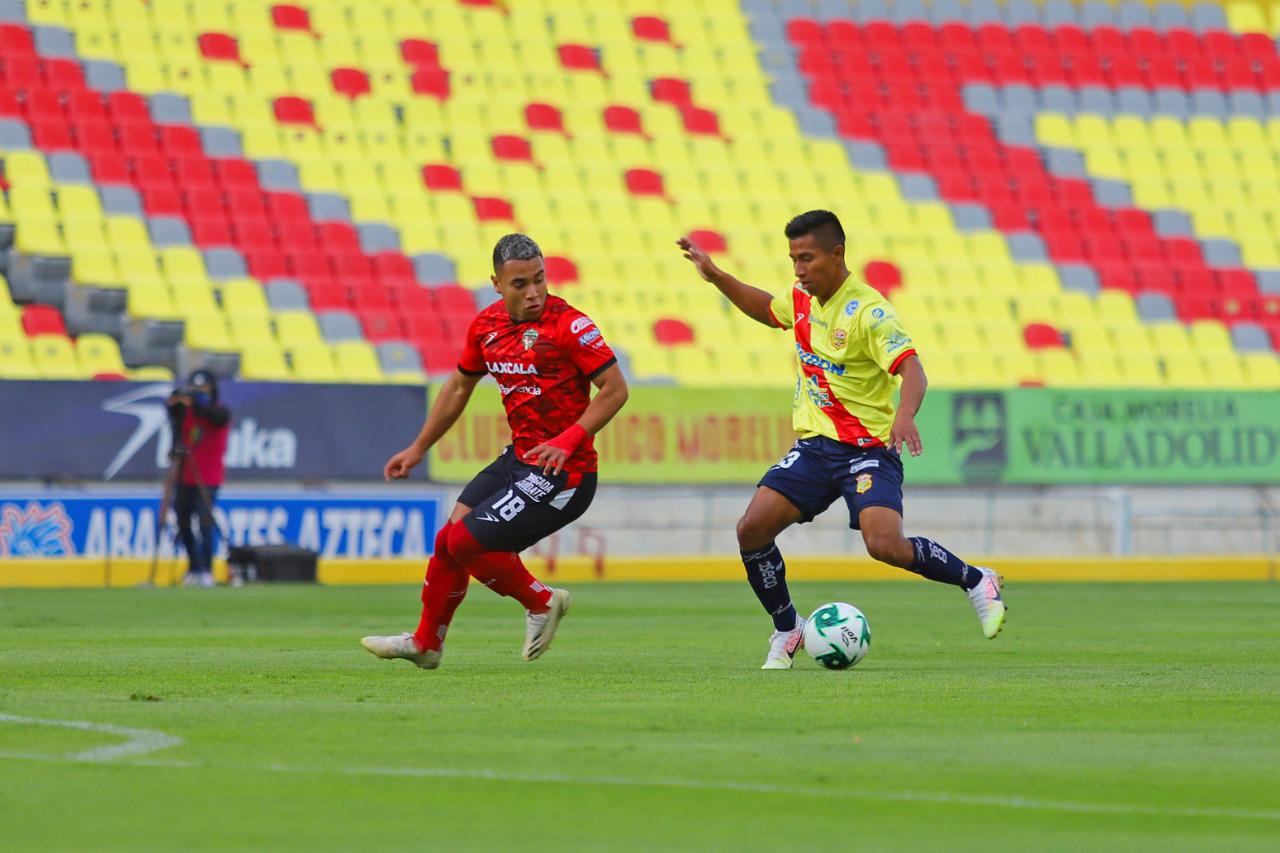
[0,717,1275,823]
[0,713,184,762]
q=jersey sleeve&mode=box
[558,309,617,380]
[860,302,917,375]
[457,316,487,376]
[768,287,795,330]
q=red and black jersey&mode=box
[458,295,616,475]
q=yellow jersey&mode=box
[768,277,917,448]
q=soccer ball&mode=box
[803,602,871,670]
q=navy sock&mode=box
[908,537,980,589]
[740,542,798,631]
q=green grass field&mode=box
[2,581,1278,851]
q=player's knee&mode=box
[736,514,770,552]
[863,531,908,566]
[433,521,453,559]
[445,520,484,562]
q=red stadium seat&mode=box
[624,168,665,197]
[651,78,692,106]
[603,105,644,135]
[544,255,580,285]
[654,317,695,346]
[410,68,450,99]
[401,39,439,68]
[22,305,67,337]
[681,107,720,136]
[271,4,313,33]
[422,164,463,191]
[274,96,315,126]
[491,134,533,162]
[525,102,565,133]
[558,44,601,72]
[863,260,903,294]
[472,197,515,221]
[198,33,241,63]
[1023,323,1064,349]
[687,229,727,253]
[331,68,371,99]
[632,16,672,44]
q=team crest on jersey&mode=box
[856,473,873,494]
[830,328,848,349]
[844,300,859,316]
[521,328,539,350]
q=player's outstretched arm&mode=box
[677,237,778,327]
[526,364,629,476]
[888,355,927,457]
[384,369,483,480]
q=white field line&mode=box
[0,713,184,761]
[1,714,1277,823]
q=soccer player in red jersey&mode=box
[361,234,628,669]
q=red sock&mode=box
[447,521,553,613]
[413,521,470,652]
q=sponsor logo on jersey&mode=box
[844,300,859,316]
[569,316,593,334]
[885,333,910,354]
[521,328,540,350]
[850,458,879,473]
[484,331,499,345]
[487,361,539,375]
[856,473,873,494]
[872,307,886,319]
[831,328,847,349]
[498,382,541,397]
[578,329,601,346]
[803,374,832,408]
[514,472,555,502]
[795,343,845,375]
[857,437,876,447]
[810,315,828,328]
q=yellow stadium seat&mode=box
[128,366,176,382]
[76,333,126,376]
[274,312,323,346]
[1242,353,1280,387]
[289,343,340,381]
[333,341,385,382]
[185,313,235,352]
[128,282,180,320]
[220,279,270,315]
[30,334,85,379]
[0,337,39,378]
[239,343,292,381]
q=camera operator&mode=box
[166,369,231,587]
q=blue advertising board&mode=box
[0,491,446,560]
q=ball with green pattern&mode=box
[802,602,871,670]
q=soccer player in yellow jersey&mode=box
[679,210,1006,669]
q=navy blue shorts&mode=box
[457,446,597,552]
[757,436,904,530]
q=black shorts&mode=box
[457,445,598,552]
[757,436,904,530]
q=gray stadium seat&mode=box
[147,217,192,247]
[995,114,1036,145]
[1154,88,1191,118]
[1201,239,1243,267]
[48,152,91,183]
[415,253,457,285]
[199,127,242,156]
[100,185,142,215]
[1136,292,1176,322]
[950,203,992,232]
[1042,0,1078,27]
[318,310,363,343]
[150,93,192,124]
[358,223,400,253]
[962,83,1000,115]
[1266,92,1280,118]
[898,174,937,201]
[815,0,850,21]
[1153,209,1194,237]
[769,79,807,108]
[1040,85,1077,114]
[1190,2,1228,31]
[929,0,967,24]
[265,279,310,311]
[1007,233,1047,261]
[1093,179,1133,207]
[1000,0,1040,25]
[798,109,836,137]
[0,118,30,150]
[1154,2,1190,30]
[890,0,928,23]
[1000,84,1037,114]
[853,0,890,22]
[844,141,887,170]
[1257,270,1280,295]
[203,248,247,279]
[377,341,424,375]
[968,0,1004,24]
[1081,1,1117,28]
[1117,1,1153,28]
[1116,87,1153,116]
[33,26,76,57]
[0,0,24,21]
[1230,322,1271,353]
[473,288,502,311]
[307,192,350,221]
[1059,264,1100,296]
[1229,92,1266,120]
[1078,86,1115,115]
[1191,89,1228,118]
[84,60,126,92]
[257,159,300,191]
[1045,148,1086,178]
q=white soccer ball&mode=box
[803,602,871,670]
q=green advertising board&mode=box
[426,383,1280,485]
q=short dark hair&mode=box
[492,233,542,272]
[784,210,845,251]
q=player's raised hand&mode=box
[677,237,721,283]
[384,445,424,481]
[526,443,570,476]
[888,413,923,457]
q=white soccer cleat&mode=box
[761,617,806,670]
[522,587,572,661]
[967,567,1006,639]
[182,571,202,587]
[361,632,442,669]
[198,572,215,588]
